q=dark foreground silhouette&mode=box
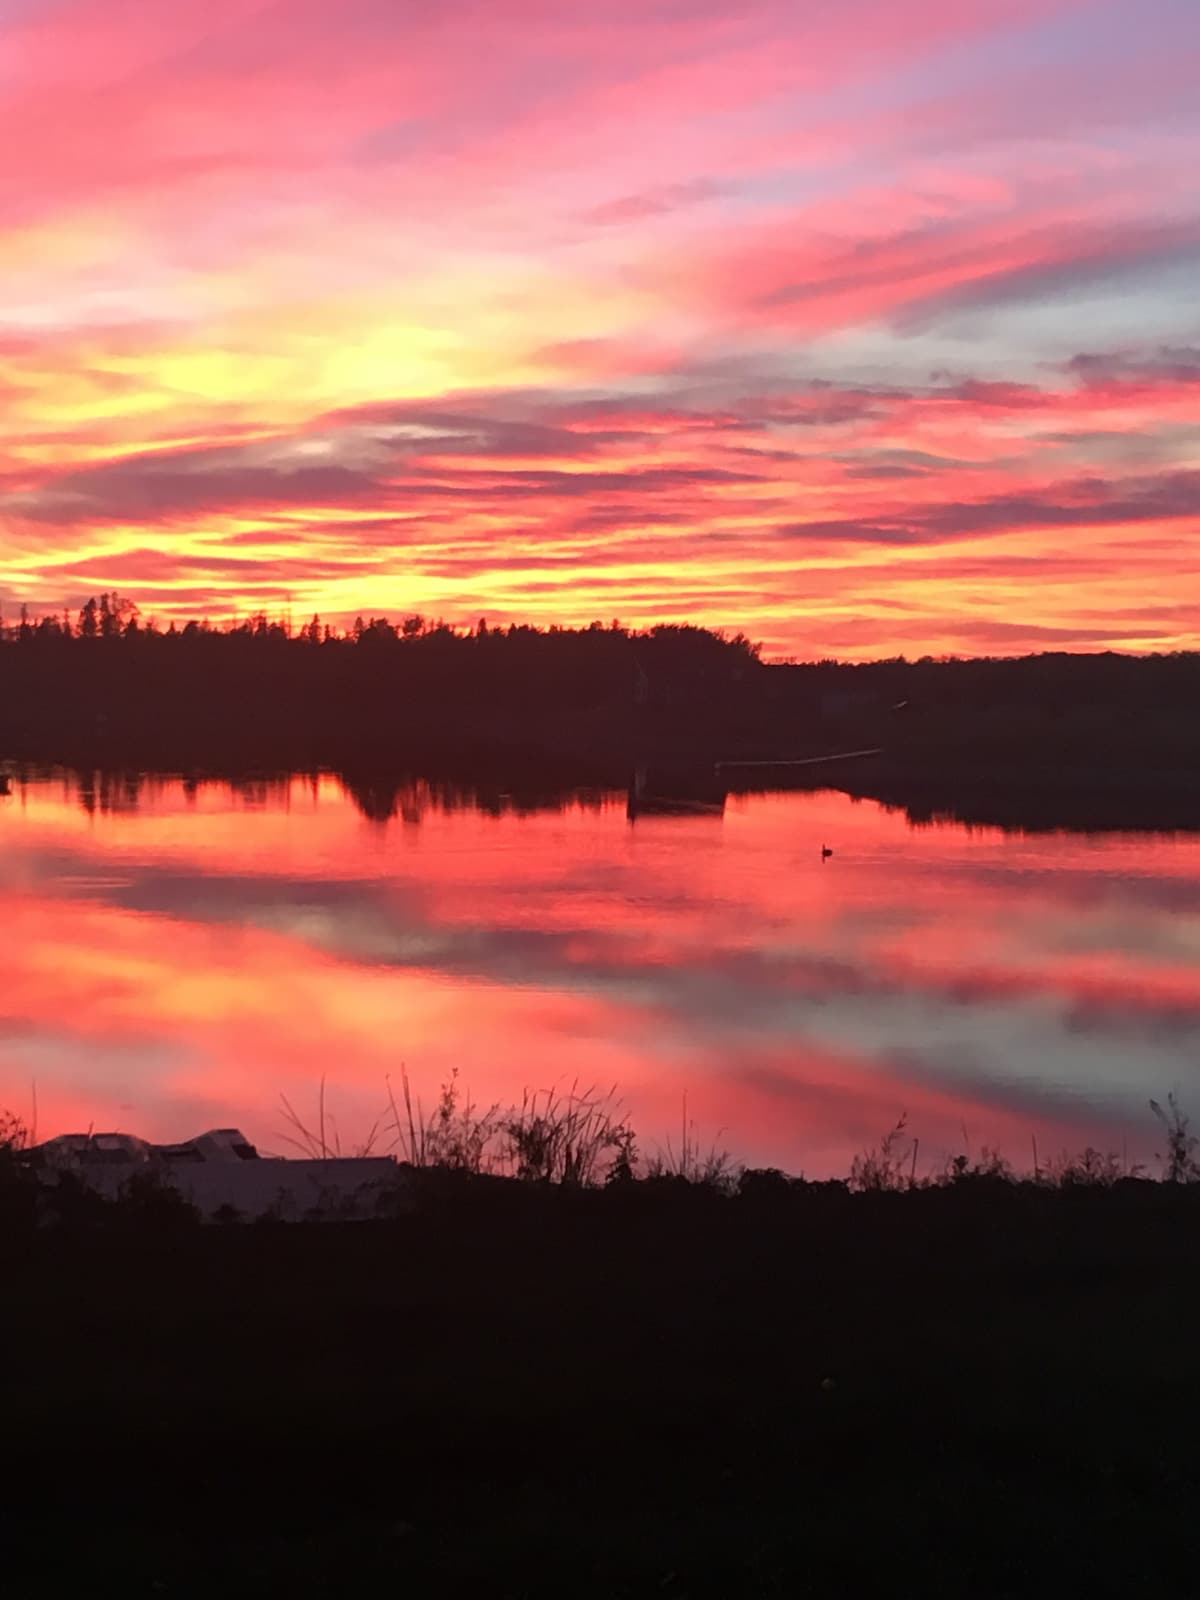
[8,1161,1200,1597]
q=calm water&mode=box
[2,768,1199,1178]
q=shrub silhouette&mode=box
[501,1085,634,1186]
[849,1113,914,1192]
[1151,1092,1200,1182]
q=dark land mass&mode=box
[7,750,1199,837]
[832,768,1200,835]
[2,609,1199,832]
[8,1173,1200,1597]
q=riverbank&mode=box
[833,759,1200,833]
[6,743,1199,837]
[8,1173,1200,1596]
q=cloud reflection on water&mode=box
[1,770,1198,1176]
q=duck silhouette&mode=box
[821,844,833,860]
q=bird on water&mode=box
[821,844,833,860]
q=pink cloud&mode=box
[0,0,1197,657]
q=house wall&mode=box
[45,1156,401,1221]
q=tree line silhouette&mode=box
[0,596,764,768]
[1,593,762,658]
[1,594,1197,794]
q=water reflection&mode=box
[1,765,1198,1177]
[5,759,1198,839]
[3,763,614,828]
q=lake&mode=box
[2,765,1199,1179]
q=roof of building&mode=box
[29,1129,260,1166]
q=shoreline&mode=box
[5,739,1200,834]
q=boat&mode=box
[626,765,727,820]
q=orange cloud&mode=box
[0,0,1196,657]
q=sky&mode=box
[0,0,1197,660]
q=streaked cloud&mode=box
[0,0,1197,656]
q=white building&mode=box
[29,1128,400,1222]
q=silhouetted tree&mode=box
[1,596,1197,807]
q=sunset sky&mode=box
[1,0,1197,659]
